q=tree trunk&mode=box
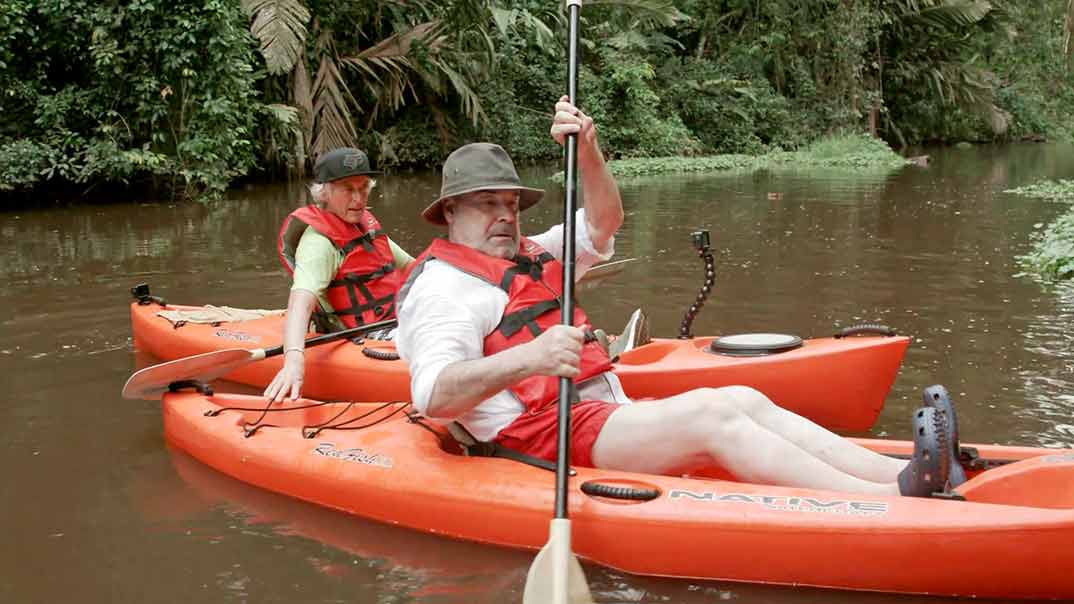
[1066,0,1074,64]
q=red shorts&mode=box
[492,400,619,468]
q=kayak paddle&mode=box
[577,257,636,291]
[121,318,397,399]
[522,1,594,603]
[580,256,636,281]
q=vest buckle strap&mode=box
[329,263,395,287]
[340,229,380,255]
[499,252,556,292]
[497,299,560,338]
[333,293,395,318]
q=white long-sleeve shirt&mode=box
[396,209,632,441]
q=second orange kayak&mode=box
[132,299,909,431]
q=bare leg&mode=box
[590,390,901,496]
[719,386,908,483]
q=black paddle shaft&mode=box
[555,0,582,521]
[263,318,398,357]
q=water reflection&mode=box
[2,142,1074,603]
[1016,281,1074,447]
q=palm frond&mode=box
[491,6,515,36]
[901,1,993,30]
[311,44,359,156]
[431,59,485,126]
[337,20,486,125]
[587,0,689,29]
[265,103,300,128]
[243,0,311,75]
[355,21,446,60]
[606,30,682,53]
[491,6,560,54]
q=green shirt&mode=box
[291,228,414,330]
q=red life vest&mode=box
[278,205,401,330]
[400,237,613,412]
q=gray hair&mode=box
[308,179,377,208]
[309,182,329,207]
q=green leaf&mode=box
[243,0,311,75]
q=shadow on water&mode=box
[2,142,1073,603]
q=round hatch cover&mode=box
[709,333,803,356]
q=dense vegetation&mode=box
[2,0,1072,202]
[1010,179,1074,280]
[554,133,909,181]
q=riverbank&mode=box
[552,134,908,182]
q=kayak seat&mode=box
[957,453,1074,509]
[608,308,650,360]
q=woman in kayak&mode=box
[396,97,960,497]
[266,148,414,402]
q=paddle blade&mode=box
[523,519,594,604]
[121,348,262,399]
[578,257,636,291]
[579,257,636,282]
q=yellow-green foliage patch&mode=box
[1009,179,1074,280]
[1019,210,1074,281]
[1005,179,1074,203]
[552,134,908,182]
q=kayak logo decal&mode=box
[313,442,394,468]
[214,329,261,343]
[668,489,888,516]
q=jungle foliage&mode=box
[1020,210,1074,281]
[1006,179,1074,202]
[1,0,259,200]
[554,133,908,181]
[1009,178,1074,280]
[1,0,1072,201]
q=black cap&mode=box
[314,148,380,183]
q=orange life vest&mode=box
[278,205,400,330]
[400,237,612,412]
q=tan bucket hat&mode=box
[422,142,544,225]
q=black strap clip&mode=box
[168,380,213,395]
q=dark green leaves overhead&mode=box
[3,0,1072,201]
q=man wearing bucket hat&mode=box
[395,97,956,497]
[265,147,415,403]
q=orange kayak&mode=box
[132,300,909,431]
[163,391,1074,599]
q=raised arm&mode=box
[550,95,623,252]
